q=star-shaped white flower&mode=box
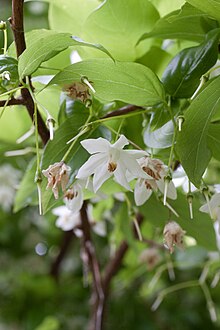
[76,135,147,193]
[134,157,177,206]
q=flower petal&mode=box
[157,179,177,200]
[64,183,83,213]
[125,150,147,158]
[114,161,132,191]
[76,153,107,179]
[134,179,152,206]
[93,162,112,192]
[121,152,151,179]
[112,134,129,149]
[200,193,220,213]
[81,137,110,154]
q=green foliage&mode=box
[48,59,165,107]
[18,29,113,78]
[138,3,219,43]
[162,29,220,98]
[2,0,220,329]
[186,0,220,20]
[176,76,220,186]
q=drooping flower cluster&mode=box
[43,135,177,232]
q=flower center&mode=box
[108,162,117,172]
[142,166,161,180]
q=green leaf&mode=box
[82,0,160,61]
[144,120,174,149]
[186,0,220,21]
[14,158,38,213]
[176,76,220,187]
[140,192,217,251]
[162,29,220,98]
[207,123,220,161]
[138,3,219,43]
[149,0,185,16]
[46,0,100,35]
[0,55,19,92]
[18,29,113,78]
[48,59,165,107]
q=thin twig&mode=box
[80,202,105,330]
[102,105,144,119]
[9,0,49,145]
[0,97,24,107]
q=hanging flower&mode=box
[163,221,186,253]
[53,206,80,231]
[42,161,71,199]
[200,193,220,233]
[52,204,106,237]
[134,156,176,206]
[64,181,84,213]
[76,135,148,193]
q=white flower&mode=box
[52,204,106,237]
[0,164,21,212]
[200,193,220,220]
[200,193,220,235]
[134,157,177,206]
[53,206,81,231]
[64,181,84,213]
[76,135,147,193]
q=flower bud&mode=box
[1,71,10,81]
[177,115,184,131]
[0,20,6,30]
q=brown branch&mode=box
[80,202,105,330]
[50,230,75,280]
[9,0,49,145]
[102,104,144,119]
[0,97,24,107]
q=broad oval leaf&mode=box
[138,3,219,43]
[162,29,220,98]
[18,29,113,78]
[82,0,159,61]
[176,76,220,187]
[186,0,220,21]
[47,59,165,107]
